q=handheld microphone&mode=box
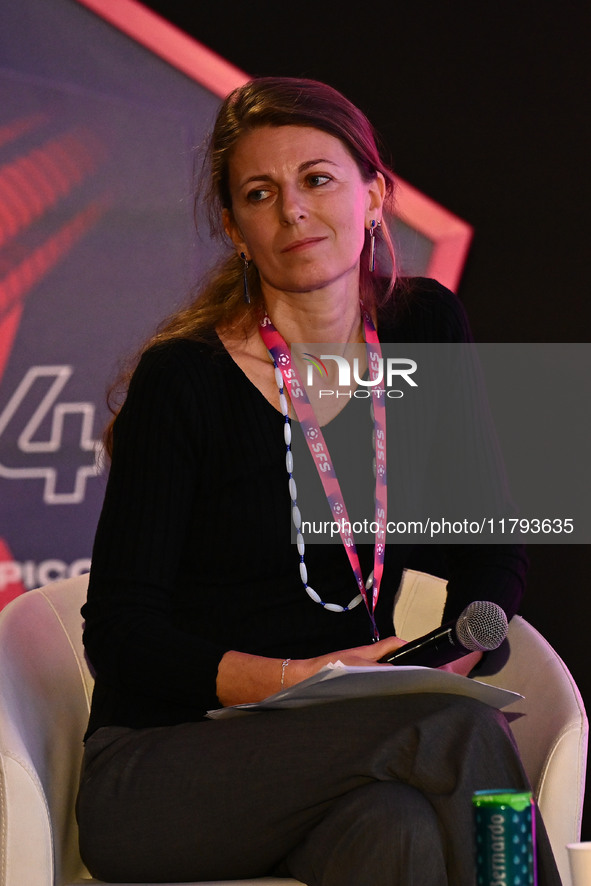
[378,600,508,667]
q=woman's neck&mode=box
[262,285,363,346]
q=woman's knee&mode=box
[418,694,518,756]
[284,781,447,886]
[335,781,441,841]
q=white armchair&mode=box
[0,570,586,886]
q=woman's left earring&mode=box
[240,252,251,304]
[368,220,379,273]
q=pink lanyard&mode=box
[259,305,387,640]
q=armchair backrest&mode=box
[0,574,92,886]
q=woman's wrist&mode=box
[216,650,310,706]
[279,657,312,688]
[280,658,291,688]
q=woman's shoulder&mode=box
[139,332,220,363]
[116,335,231,424]
[131,334,227,385]
[378,276,474,343]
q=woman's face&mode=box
[223,125,385,298]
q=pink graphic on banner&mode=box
[0,198,111,382]
[0,538,26,610]
[0,120,110,384]
[0,114,49,150]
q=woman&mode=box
[76,77,560,885]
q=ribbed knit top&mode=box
[82,278,527,737]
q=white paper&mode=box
[206,663,523,720]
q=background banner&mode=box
[0,0,472,608]
[0,0,222,602]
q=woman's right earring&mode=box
[240,252,251,304]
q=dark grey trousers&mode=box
[76,693,562,885]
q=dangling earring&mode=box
[240,252,251,304]
[368,219,380,273]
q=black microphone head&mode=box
[455,601,508,652]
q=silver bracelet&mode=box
[281,658,291,688]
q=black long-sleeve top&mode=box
[82,278,527,737]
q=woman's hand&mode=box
[438,650,483,677]
[216,636,407,708]
[296,636,407,683]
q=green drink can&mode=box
[472,789,536,885]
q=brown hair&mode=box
[104,77,399,456]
